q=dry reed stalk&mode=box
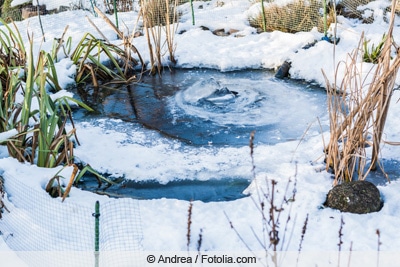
[95,6,123,39]
[61,164,79,202]
[140,0,179,75]
[164,0,178,64]
[140,0,159,75]
[369,10,400,171]
[93,7,144,76]
[323,0,400,184]
[86,16,110,42]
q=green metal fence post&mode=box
[260,0,266,32]
[113,0,119,30]
[190,0,195,25]
[93,201,100,267]
[321,0,331,42]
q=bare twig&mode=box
[197,228,203,252]
[296,214,308,267]
[376,229,381,267]
[86,16,109,42]
[223,211,255,253]
[187,201,193,250]
[337,216,345,267]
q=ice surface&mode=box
[173,75,328,131]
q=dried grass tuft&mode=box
[140,0,179,28]
[249,0,333,33]
[323,0,400,184]
[140,0,179,75]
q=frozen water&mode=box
[173,76,325,126]
[72,69,331,200]
[74,69,329,146]
[77,175,250,202]
[168,69,328,144]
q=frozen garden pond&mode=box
[75,69,328,146]
[73,69,329,201]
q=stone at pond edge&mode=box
[212,29,230,37]
[275,61,291,79]
[324,181,383,214]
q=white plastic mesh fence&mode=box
[0,173,143,267]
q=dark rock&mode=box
[324,180,383,214]
[301,40,318,50]
[133,31,143,38]
[199,87,238,106]
[58,6,70,12]
[275,61,291,79]
[21,4,47,20]
[209,87,234,97]
[200,26,210,31]
[212,29,229,36]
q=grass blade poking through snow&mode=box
[71,32,138,85]
[7,34,35,162]
[3,36,93,167]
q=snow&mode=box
[1,0,400,266]
[11,0,94,11]
[0,130,18,143]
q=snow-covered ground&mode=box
[1,0,400,266]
